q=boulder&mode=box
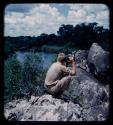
[4,92,109,121]
[73,50,90,72]
[81,102,109,121]
[4,94,83,121]
[73,50,89,64]
[87,43,109,82]
[4,99,30,121]
[62,68,109,108]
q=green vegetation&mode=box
[4,52,47,103]
[5,22,109,59]
[41,45,74,54]
[4,55,22,102]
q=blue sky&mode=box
[4,4,109,36]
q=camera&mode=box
[64,54,75,63]
[64,55,70,62]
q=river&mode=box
[16,51,57,69]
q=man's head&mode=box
[57,53,65,63]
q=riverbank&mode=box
[19,45,77,54]
[5,44,77,60]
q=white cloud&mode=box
[5,4,66,36]
[86,14,96,22]
[39,4,59,17]
[67,4,83,10]
[4,4,109,36]
[83,4,108,12]
[66,9,87,25]
[68,4,108,12]
[68,9,87,19]
[5,12,25,24]
[96,10,109,20]
[66,4,109,28]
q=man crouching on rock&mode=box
[44,53,76,96]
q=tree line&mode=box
[5,22,109,59]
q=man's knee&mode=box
[62,76,72,87]
[67,75,72,81]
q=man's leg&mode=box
[48,75,72,94]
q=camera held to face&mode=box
[64,54,75,63]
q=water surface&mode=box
[16,51,57,69]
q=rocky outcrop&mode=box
[4,93,109,121]
[87,43,109,82]
[4,94,83,121]
[62,67,109,108]
[73,50,89,71]
[4,70,109,121]
[73,50,88,64]
[4,43,109,121]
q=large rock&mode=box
[4,67,109,121]
[81,102,109,121]
[4,94,83,121]
[4,92,109,121]
[62,68,109,108]
[87,43,109,82]
[73,50,89,64]
[72,50,90,72]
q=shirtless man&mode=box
[44,53,76,95]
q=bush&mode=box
[4,55,22,103]
[4,52,47,103]
[21,52,46,96]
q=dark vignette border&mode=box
[0,0,112,125]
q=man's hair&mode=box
[57,53,65,62]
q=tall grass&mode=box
[4,55,22,103]
[4,52,48,103]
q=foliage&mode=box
[4,55,22,102]
[5,22,109,59]
[21,53,46,96]
[4,52,47,103]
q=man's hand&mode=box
[68,55,75,64]
[69,55,76,75]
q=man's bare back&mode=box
[44,53,76,95]
[45,62,70,85]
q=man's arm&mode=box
[70,61,76,75]
[62,56,76,76]
[69,56,76,75]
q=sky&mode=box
[4,4,109,36]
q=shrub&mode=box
[4,52,47,103]
[4,55,22,103]
[21,52,46,96]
